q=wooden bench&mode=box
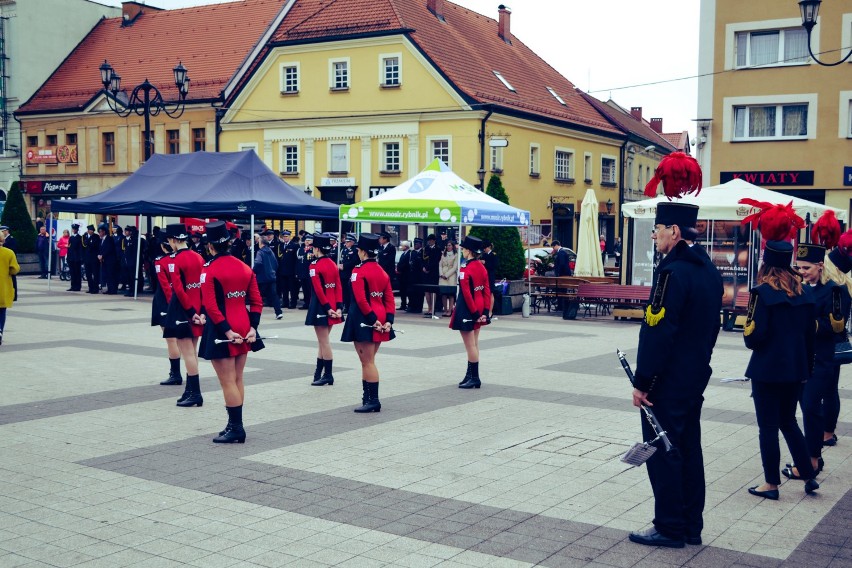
[528,276,590,313]
[721,290,751,331]
[575,284,651,318]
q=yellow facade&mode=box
[698,0,852,213]
[221,35,624,246]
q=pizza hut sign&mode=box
[24,180,78,196]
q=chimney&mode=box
[427,0,445,20]
[650,118,663,133]
[498,4,512,44]
[630,107,642,121]
[121,1,161,26]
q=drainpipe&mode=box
[214,106,225,152]
[478,106,493,191]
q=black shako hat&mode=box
[165,223,189,240]
[205,221,230,244]
[461,235,483,254]
[312,233,332,249]
[655,202,699,232]
[829,248,852,274]
[796,243,826,264]
[356,233,380,252]
[86,224,95,231]
[763,240,797,275]
[71,223,80,230]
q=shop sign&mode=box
[720,170,813,186]
[369,186,392,198]
[23,180,78,196]
[320,177,355,187]
[25,145,78,165]
[844,166,852,187]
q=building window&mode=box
[601,157,616,185]
[554,149,574,181]
[330,58,349,90]
[282,145,299,174]
[329,142,348,173]
[46,134,57,147]
[280,63,299,94]
[66,133,77,146]
[27,135,38,147]
[430,139,450,166]
[490,146,503,173]
[735,28,808,68]
[382,56,400,86]
[733,103,808,140]
[584,153,592,182]
[529,144,540,176]
[383,142,400,172]
[167,129,180,154]
[102,132,115,164]
[238,143,259,156]
[192,128,206,152]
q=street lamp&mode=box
[345,187,355,202]
[606,199,613,215]
[98,60,190,160]
[304,186,312,196]
[798,0,852,66]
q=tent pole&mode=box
[337,217,342,265]
[456,220,462,303]
[134,215,142,300]
[527,228,531,301]
[250,214,255,265]
[47,212,53,291]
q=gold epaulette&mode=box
[830,287,846,333]
[644,272,670,327]
[744,290,758,337]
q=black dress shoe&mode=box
[823,434,837,447]
[628,528,684,548]
[783,458,823,478]
[805,479,820,494]
[748,486,779,500]
[686,536,702,546]
[311,374,334,386]
[213,425,246,444]
[459,377,481,389]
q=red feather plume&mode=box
[739,198,804,241]
[837,230,852,256]
[811,210,841,249]
[643,152,703,198]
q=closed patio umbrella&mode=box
[574,188,604,277]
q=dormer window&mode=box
[493,71,515,92]
[546,87,566,106]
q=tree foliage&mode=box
[1,181,36,253]
[469,174,525,280]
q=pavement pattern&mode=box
[1,276,850,568]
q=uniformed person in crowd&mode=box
[0,226,16,301]
[396,241,411,311]
[407,237,424,313]
[628,202,723,549]
[481,239,499,313]
[121,225,140,296]
[66,223,83,291]
[82,224,100,294]
[98,224,119,294]
[253,229,283,320]
[296,233,314,309]
[277,230,299,309]
[422,234,441,317]
[377,231,396,284]
[190,232,204,257]
[338,233,358,313]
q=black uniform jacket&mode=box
[810,280,851,373]
[635,240,723,400]
[67,233,83,262]
[378,242,396,278]
[744,283,815,383]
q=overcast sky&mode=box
[101,0,700,138]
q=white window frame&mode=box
[490,146,503,173]
[427,136,452,169]
[723,94,818,142]
[554,147,574,181]
[279,142,299,174]
[546,87,566,106]
[840,91,852,138]
[327,140,350,173]
[844,14,852,66]
[733,28,809,68]
[724,18,813,70]
[379,53,402,87]
[329,57,350,91]
[601,155,617,185]
[493,70,516,92]
[238,142,259,156]
[380,139,403,172]
[584,152,593,182]
[279,62,300,94]
[529,143,540,176]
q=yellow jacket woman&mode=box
[0,237,20,344]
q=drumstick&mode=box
[214,335,279,344]
[359,323,404,334]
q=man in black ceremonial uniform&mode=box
[338,233,358,313]
[629,202,722,549]
[98,224,119,294]
[279,230,299,309]
[396,241,411,311]
[83,225,100,294]
[377,231,396,285]
[66,223,83,291]
[422,234,441,317]
[407,238,424,313]
[296,233,314,308]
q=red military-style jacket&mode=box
[350,259,395,342]
[201,254,263,357]
[457,259,492,330]
[166,247,204,336]
[310,256,344,325]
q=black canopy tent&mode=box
[49,151,339,297]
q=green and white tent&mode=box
[340,159,530,227]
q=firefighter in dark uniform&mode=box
[229,227,246,265]
[278,231,299,309]
[408,238,424,312]
[98,224,119,294]
[628,202,723,549]
[121,226,139,296]
[66,223,83,291]
[377,231,396,284]
[396,241,411,311]
[83,225,100,294]
[296,233,314,308]
[339,233,358,314]
[422,234,441,317]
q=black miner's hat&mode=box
[357,233,380,252]
[206,221,230,244]
[796,243,825,264]
[312,233,332,249]
[763,240,798,276]
[461,235,483,254]
[655,202,699,237]
[165,223,189,240]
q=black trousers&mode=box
[258,281,282,316]
[752,380,814,485]
[802,363,835,458]
[642,395,705,540]
[398,276,409,309]
[69,260,82,290]
[341,272,352,310]
[85,260,100,292]
[299,277,311,306]
[822,365,841,434]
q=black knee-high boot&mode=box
[161,357,183,385]
[355,382,381,413]
[317,359,334,386]
[311,358,323,384]
[458,361,473,386]
[459,362,481,389]
[213,405,246,443]
[177,374,203,407]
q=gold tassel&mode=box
[744,320,755,336]
[644,305,665,326]
[831,314,846,333]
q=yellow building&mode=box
[697,0,852,214]
[220,0,626,249]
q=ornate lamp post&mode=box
[798,0,852,66]
[98,60,191,160]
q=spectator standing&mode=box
[296,234,314,309]
[0,232,19,346]
[407,238,424,313]
[339,234,358,313]
[36,226,50,278]
[56,229,70,276]
[396,241,411,311]
[377,231,397,284]
[66,224,83,291]
[439,240,458,317]
[600,235,607,265]
[253,231,283,320]
[614,237,623,268]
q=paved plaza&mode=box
[1,277,850,568]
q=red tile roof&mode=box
[17,0,285,115]
[579,93,678,152]
[258,0,620,136]
[661,131,689,152]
